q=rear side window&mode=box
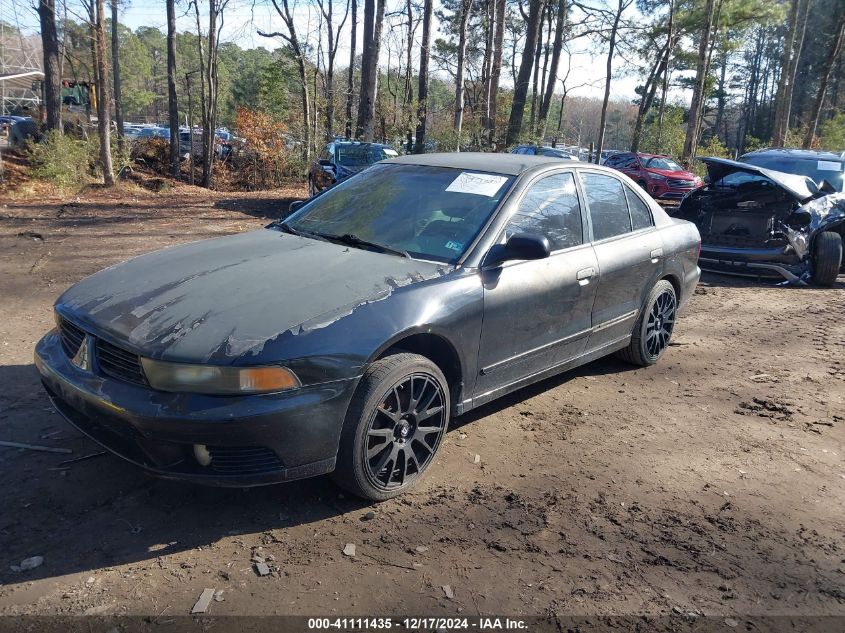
[581,172,632,241]
[624,185,653,230]
[506,172,583,250]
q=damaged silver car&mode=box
[674,157,845,285]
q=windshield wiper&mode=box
[313,232,410,258]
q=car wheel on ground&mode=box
[333,352,449,501]
[811,231,843,287]
[617,279,677,366]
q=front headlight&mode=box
[140,358,300,395]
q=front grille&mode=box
[668,179,695,188]
[59,318,86,358]
[206,446,285,476]
[96,338,148,386]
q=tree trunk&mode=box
[201,0,220,188]
[166,0,179,178]
[595,0,625,163]
[487,0,506,147]
[506,0,545,146]
[803,10,845,148]
[414,0,433,153]
[453,0,472,147]
[539,0,567,138]
[38,0,62,132]
[772,0,809,146]
[681,0,716,166]
[529,5,546,135]
[111,0,124,153]
[94,0,114,185]
[356,0,385,141]
[345,0,357,139]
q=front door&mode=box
[475,171,599,399]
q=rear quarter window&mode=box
[623,185,653,230]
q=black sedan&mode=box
[36,154,701,500]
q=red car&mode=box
[604,152,703,201]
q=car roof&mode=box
[387,152,582,176]
[741,148,845,161]
[331,140,391,148]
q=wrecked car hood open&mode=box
[700,156,818,202]
[55,229,448,363]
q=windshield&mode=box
[740,155,844,192]
[284,163,514,263]
[336,145,393,167]
[645,157,683,171]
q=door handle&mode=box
[576,267,595,285]
[650,248,664,262]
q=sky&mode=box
[12,0,660,102]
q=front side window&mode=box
[581,172,632,241]
[504,172,583,251]
[624,184,653,230]
[285,163,514,263]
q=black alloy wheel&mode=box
[333,352,450,501]
[617,279,677,366]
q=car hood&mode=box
[699,156,817,202]
[56,229,448,364]
[647,168,698,180]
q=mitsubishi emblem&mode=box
[71,335,93,372]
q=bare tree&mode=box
[595,0,631,163]
[37,0,62,132]
[356,0,386,140]
[345,0,357,139]
[772,0,810,146]
[111,0,124,152]
[414,0,433,153]
[166,0,179,177]
[538,0,567,137]
[83,0,115,184]
[486,0,506,146]
[681,0,717,165]
[259,0,311,159]
[453,0,473,147]
[316,0,350,141]
[803,9,845,148]
[506,0,545,146]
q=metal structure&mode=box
[1,2,43,116]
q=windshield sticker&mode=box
[444,240,463,252]
[445,172,509,197]
[818,160,842,171]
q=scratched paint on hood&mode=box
[56,229,448,363]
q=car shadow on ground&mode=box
[213,197,304,221]
[0,353,638,586]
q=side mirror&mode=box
[484,233,551,267]
[289,200,305,213]
[318,159,333,167]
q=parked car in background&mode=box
[604,152,703,202]
[308,141,398,196]
[511,145,578,160]
[738,148,845,192]
[137,127,170,140]
[36,153,700,500]
[675,157,844,286]
[599,150,622,165]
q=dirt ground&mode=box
[0,181,843,627]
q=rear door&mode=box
[475,171,599,397]
[578,171,664,350]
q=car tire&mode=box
[332,352,450,501]
[811,231,842,287]
[617,279,677,367]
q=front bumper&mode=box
[698,243,806,283]
[35,330,358,486]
